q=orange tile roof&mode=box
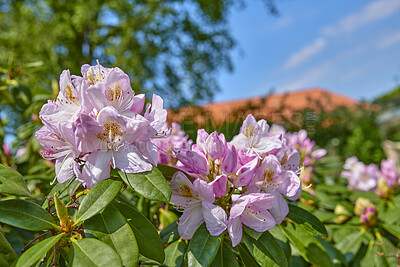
[168,87,358,126]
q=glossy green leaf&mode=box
[243,225,263,240]
[157,164,193,182]
[0,164,31,197]
[381,223,400,239]
[242,231,287,267]
[211,241,240,267]
[118,167,171,202]
[160,221,180,245]
[316,236,346,267]
[237,244,260,267]
[186,224,222,267]
[16,234,64,267]
[0,199,58,231]
[113,201,165,264]
[0,231,17,266]
[164,239,185,267]
[335,230,365,254]
[69,238,122,267]
[279,223,333,267]
[300,190,318,202]
[85,205,139,267]
[74,179,122,224]
[269,227,291,263]
[287,204,327,237]
[159,209,179,229]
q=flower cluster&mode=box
[35,64,167,188]
[153,122,192,165]
[341,156,399,198]
[286,129,327,186]
[170,114,303,247]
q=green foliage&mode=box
[113,201,165,264]
[74,179,122,224]
[16,233,64,267]
[185,224,222,266]
[69,238,123,266]
[0,163,30,197]
[0,199,58,231]
[118,167,171,202]
[84,205,139,267]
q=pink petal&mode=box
[202,202,227,236]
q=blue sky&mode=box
[216,0,400,103]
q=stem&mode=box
[21,231,50,253]
[51,244,57,267]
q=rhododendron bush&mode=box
[1,64,399,267]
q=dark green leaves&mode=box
[113,201,165,264]
[16,234,64,267]
[211,241,240,267]
[164,240,186,267]
[287,204,328,237]
[85,205,139,267]
[74,179,122,225]
[0,199,58,231]
[241,231,287,267]
[0,230,17,266]
[69,238,122,267]
[280,223,333,267]
[118,167,171,202]
[0,164,31,197]
[185,224,222,267]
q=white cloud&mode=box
[378,31,400,49]
[283,38,327,70]
[322,0,400,36]
[280,62,331,91]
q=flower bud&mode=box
[334,204,351,224]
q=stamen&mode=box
[245,209,266,222]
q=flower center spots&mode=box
[179,184,194,197]
[280,154,288,165]
[96,121,124,150]
[106,83,123,101]
[244,126,255,137]
[263,169,275,182]
[64,84,76,100]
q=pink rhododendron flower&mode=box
[170,171,227,239]
[36,62,167,188]
[228,193,276,247]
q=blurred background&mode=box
[1,0,400,180]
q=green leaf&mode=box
[243,225,263,240]
[335,230,365,254]
[0,231,17,266]
[0,199,58,231]
[381,223,400,239]
[113,201,165,264]
[118,167,171,202]
[237,244,260,267]
[279,223,333,267]
[0,164,31,197]
[185,224,222,267]
[300,190,318,202]
[269,227,291,264]
[160,221,180,245]
[164,240,186,267]
[74,179,122,224]
[316,236,346,267]
[211,241,240,267]
[85,205,139,267]
[69,238,122,267]
[157,164,193,182]
[287,204,327,237]
[242,231,287,267]
[16,234,64,267]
